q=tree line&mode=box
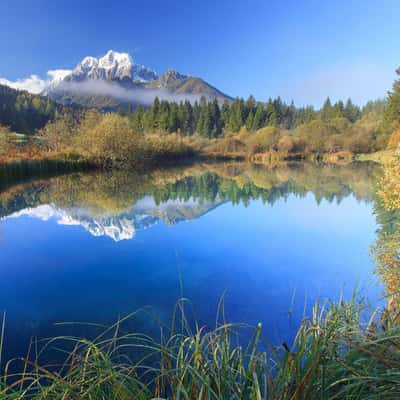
[0,84,73,134]
[122,94,376,138]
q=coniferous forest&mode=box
[0,66,399,167]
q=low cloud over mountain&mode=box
[0,50,230,109]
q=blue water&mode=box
[0,164,382,361]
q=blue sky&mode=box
[0,0,399,106]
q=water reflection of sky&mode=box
[0,189,380,361]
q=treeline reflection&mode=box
[0,162,381,219]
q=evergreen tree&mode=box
[143,108,154,132]
[294,105,316,126]
[383,68,400,136]
[282,101,296,129]
[333,100,345,118]
[193,101,201,132]
[244,95,256,121]
[320,97,333,121]
[168,102,179,133]
[159,101,170,132]
[273,97,284,125]
[210,99,222,137]
[130,105,144,133]
[221,101,231,129]
[196,96,208,136]
[179,100,195,135]
[343,98,361,122]
[151,97,161,130]
[265,99,278,126]
[245,110,254,131]
[229,98,245,132]
[252,103,266,131]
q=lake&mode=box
[0,161,386,362]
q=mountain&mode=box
[62,50,158,83]
[3,196,224,241]
[45,50,231,109]
[147,69,229,100]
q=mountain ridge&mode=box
[3,196,224,241]
[43,50,231,109]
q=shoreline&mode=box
[0,148,393,189]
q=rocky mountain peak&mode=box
[69,50,158,82]
[153,68,187,89]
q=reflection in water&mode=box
[0,162,381,241]
[4,198,222,241]
[0,161,387,361]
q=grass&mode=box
[0,295,400,399]
[0,158,93,193]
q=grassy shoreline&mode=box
[0,147,390,174]
[0,295,399,399]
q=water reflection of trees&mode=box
[153,162,381,207]
[4,160,400,317]
[3,160,400,322]
[0,162,382,219]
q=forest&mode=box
[0,84,73,133]
[0,67,399,167]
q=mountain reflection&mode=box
[0,162,381,241]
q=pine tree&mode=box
[333,100,345,118]
[180,100,195,135]
[266,99,278,126]
[229,98,244,132]
[210,99,222,137]
[252,103,266,131]
[221,101,231,130]
[130,105,144,133]
[193,101,201,132]
[159,101,170,132]
[282,101,296,129]
[273,97,284,125]
[383,68,400,135]
[344,98,360,122]
[143,108,154,132]
[245,95,256,121]
[152,97,161,131]
[320,97,333,121]
[168,102,179,133]
[245,110,254,131]
[196,97,208,136]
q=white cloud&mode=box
[47,69,72,83]
[0,71,207,104]
[55,79,210,105]
[0,74,48,94]
[0,69,72,94]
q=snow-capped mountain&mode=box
[2,196,223,242]
[66,50,158,83]
[45,50,230,108]
[1,50,231,109]
[5,204,139,241]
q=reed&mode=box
[0,296,399,399]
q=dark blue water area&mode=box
[0,191,380,362]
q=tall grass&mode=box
[1,297,400,399]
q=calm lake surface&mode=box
[0,162,385,360]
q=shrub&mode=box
[387,130,400,150]
[246,126,282,153]
[277,135,294,154]
[0,125,11,157]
